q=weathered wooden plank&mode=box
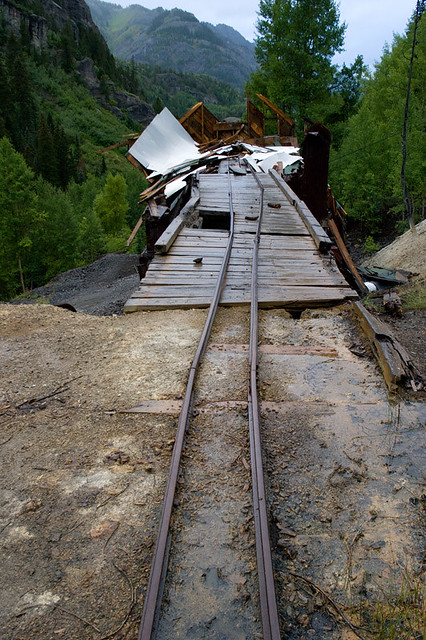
[154,213,185,254]
[181,228,228,237]
[141,274,348,287]
[269,169,332,252]
[352,301,421,391]
[173,236,229,247]
[129,284,355,299]
[328,219,368,294]
[126,215,144,247]
[125,286,357,312]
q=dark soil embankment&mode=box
[13,253,140,316]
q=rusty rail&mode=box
[138,163,235,640]
[138,163,281,639]
[247,165,281,640]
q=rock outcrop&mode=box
[78,58,155,126]
[0,0,100,49]
[0,0,48,49]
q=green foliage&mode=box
[326,55,370,147]
[122,62,245,120]
[363,235,380,254]
[31,179,79,281]
[94,172,129,236]
[251,0,346,130]
[330,12,426,234]
[402,278,426,310]
[77,209,106,264]
[0,137,44,297]
[361,564,425,640]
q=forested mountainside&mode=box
[0,0,247,301]
[86,0,257,89]
[0,0,153,300]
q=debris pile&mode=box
[124,105,303,277]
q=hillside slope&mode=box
[86,0,257,89]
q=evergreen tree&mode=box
[54,121,74,189]
[326,55,369,148]
[61,22,75,73]
[77,210,106,263]
[94,172,129,236]
[0,56,12,137]
[128,56,139,94]
[0,137,44,297]
[252,0,346,128]
[6,37,38,151]
[153,95,163,114]
[31,179,79,281]
[35,114,58,185]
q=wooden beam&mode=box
[269,169,332,253]
[154,214,185,254]
[328,219,368,294]
[126,215,144,246]
[256,94,294,127]
[353,301,423,392]
[179,102,204,124]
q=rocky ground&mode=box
[14,253,141,316]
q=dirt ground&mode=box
[1,251,425,639]
[362,220,426,279]
[0,303,208,639]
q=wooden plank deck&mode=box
[125,173,357,312]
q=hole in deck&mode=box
[200,212,231,231]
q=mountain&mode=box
[86,0,257,89]
[0,0,154,126]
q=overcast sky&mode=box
[115,0,415,67]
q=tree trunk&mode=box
[401,0,425,233]
[18,255,26,294]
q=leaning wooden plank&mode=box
[126,215,144,247]
[352,301,423,392]
[328,219,368,294]
[154,187,201,254]
[269,169,332,252]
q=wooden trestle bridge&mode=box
[125,168,357,313]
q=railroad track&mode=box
[138,161,281,639]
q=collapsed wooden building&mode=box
[118,96,367,312]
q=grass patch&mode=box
[363,566,425,640]
[400,278,426,311]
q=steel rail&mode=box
[138,162,236,640]
[246,165,282,640]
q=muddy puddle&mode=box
[258,307,425,638]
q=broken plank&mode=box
[154,214,185,253]
[328,219,368,294]
[352,301,422,391]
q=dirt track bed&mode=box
[0,304,205,639]
[1,302,424,639]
